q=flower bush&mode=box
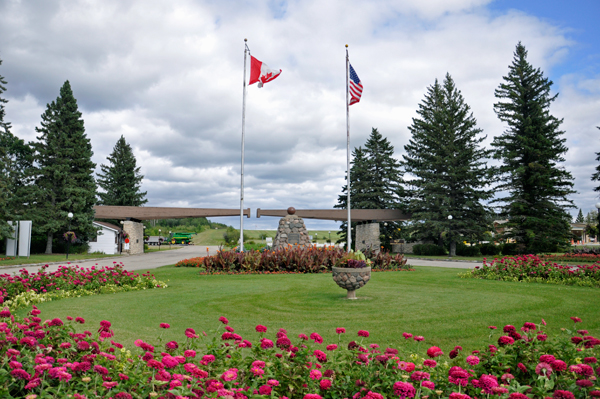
[0,264,168,309]
[0,309,597,399]
[175,247,410,274]
[541,254,600,264]
[461,255,600,288]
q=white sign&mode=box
[5,221,18,256]
[18,221,32,257]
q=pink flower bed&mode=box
[0,264,163,305]
[0,308,598,398]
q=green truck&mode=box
[170,232,195,245]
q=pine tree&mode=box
[29,81,97,253]
[492,43,575,253]
[592,127,600,195]
[402,73,493,256]
[575,209,584,223]
[335,129,405,249]
[0,57,13,240]
[97,135,147,207]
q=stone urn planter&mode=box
[332,266,371,300]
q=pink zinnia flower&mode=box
[267,379,279,386]
[221,368,238,381]
[159,323,170,328]
[398,361,415,372]
[498,336,515,346]
[303,395,323,399]
[576,380,594,388]
[393,381,416,399]
[10,369,31,380]
[299,333,309,340]
[259,385,272,395]
[466,355,480,366]
[320,379,332,390]
[103,381,118,389]
[219,316,229,324]
[161,356,179,369]
[413,336,424,342]
[477,374,498,394]
[336,327,346,334]
[570,317,582,323]
[403,332,413,339]
[410,371,430,381]
[260,339,274,349]
[255,324,267,333]
[252,360,265,368]
[422,381,435,390]
[183,350,196,358]
[326,344,338,351]
[426,346,443,358]
[165,341,178,350]
[310,332,323,344]
[309,369,322,380]
[553,390,576,399]
[358,330,370,337]
[185,328,199,339]
[314,350,327,362]
[423,359,437,368]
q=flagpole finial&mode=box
[345,44,348,48]
[244,38,247,42]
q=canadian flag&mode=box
[249,56,282,88]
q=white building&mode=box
[88,221,122,255]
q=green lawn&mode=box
[19,265,600,354]
[193,229,342,246]
[0,252,120,267]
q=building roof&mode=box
[93,221,122,233]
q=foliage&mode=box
[97,135,147,207]
[222,226,241,246]
[463,254,600,288]
[336,129,405,250]
[27,81,97,254]
[478,243,502,256]
[0,311,598,399]
[413,244,447,256]
[176,246,410,273]
[584,210,599,238]
[542,253,600,263]
[455,243,482,257]
[491,43,575,254]
[0,264,166,309]
[402,73,494,257]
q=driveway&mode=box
[0,245,221,275]
[406,257,480,269]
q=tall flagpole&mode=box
[240,38,249,252]
[346,44,351,253]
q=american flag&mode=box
[349,63,363,105]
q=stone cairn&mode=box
[273,207,311,250]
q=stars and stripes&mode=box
[348,64,363,105]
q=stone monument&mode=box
[355,222,381,253]
[273,207,311,249]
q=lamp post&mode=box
[328,231,331,243]
[448,215,454,257]
[595,203,600,244]
[143,226,146,252]
[66,212,73,260]
[169,231,172,248]
[158,229,162,251]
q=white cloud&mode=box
[1,0,598,228]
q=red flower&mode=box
[403,332,413,339]
[219,316,229,325]
[498,336,515,346]
[310,332,323,344]
[314,350,327,363]
[576,380,594,388]
[320,379,332,390]
[570,317,582,323]
[426,346,443,358]
[413,336,424,342]
[393,381,416,398]
[336,327,346,334]
[358,330,370,338]
[255,324,267,333]
[159,323,170,329]
[259,385,272,395]
[535,362,553,377]
[553,390,576,399]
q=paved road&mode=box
[1,248,479,275]
[0,245,221,275]
[406,257,480,269]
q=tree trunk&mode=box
[45,231,53,254]
[449,241,456,257]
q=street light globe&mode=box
[67,212,73,218]
[448,215,453,220]
[595,202,600,209]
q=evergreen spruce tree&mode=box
[402,73,493,256]
[335,129,404,250]
[492,43,575,253]
[0,57,33,240]
[97,135,147,207]
[29,81,97,253]
[575,209,584,223]
[592,127,600,195]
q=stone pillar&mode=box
[355,222,380,253]
[273,207,311,250]
[122,221,144,255]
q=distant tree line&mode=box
[337,43,598,255]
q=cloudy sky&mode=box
[1,0,599,230]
